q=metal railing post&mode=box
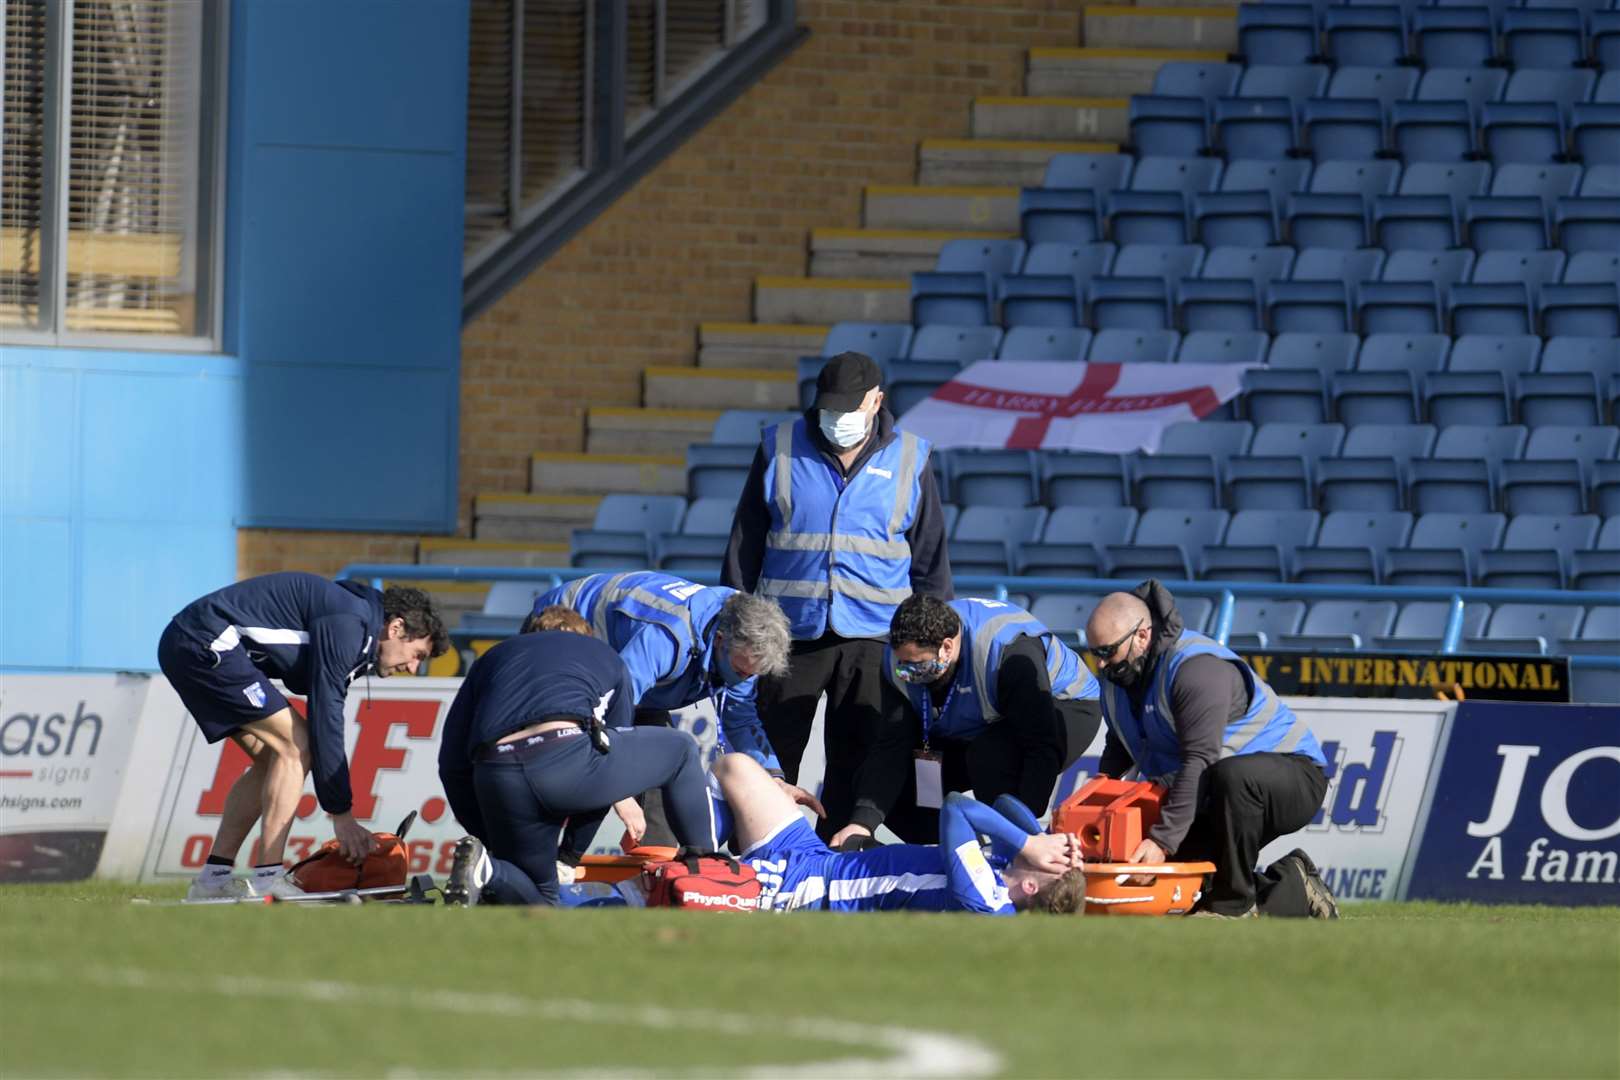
[1212,589,1236,646]
[1440,594,1466,655]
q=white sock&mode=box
[251,865,285,880]
[198,864,233,880]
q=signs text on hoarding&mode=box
[1242,652,1570,703]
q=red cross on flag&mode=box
[895,360,1253,452]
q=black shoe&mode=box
[1285,848,1340,920]
[444,836,489,907]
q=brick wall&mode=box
[239,0,1080,578]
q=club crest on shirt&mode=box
[242,682,267,709]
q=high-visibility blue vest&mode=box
[884,598,1101,743]
[542,571,728,699]
[1099,629,1326,782]
[758,419,929,640]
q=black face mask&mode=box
[1103,640,1147,687]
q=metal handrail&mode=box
[339,562,1620,670]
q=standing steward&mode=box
[1083,580,1340,918]
[157,572,449,900]
[831,595,1102,846]
[723,351,953,837]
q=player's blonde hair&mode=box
[1027,868,1087,915]
[523,604,592,636]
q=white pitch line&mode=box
[6,964,1001,1080]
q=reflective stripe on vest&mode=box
[556,572,719,689]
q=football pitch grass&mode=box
[2,884,1617,1080]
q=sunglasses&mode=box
[1088,618,1143,663]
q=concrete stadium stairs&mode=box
[432,3,1239,588]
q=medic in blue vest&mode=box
[1084,581,1340,919]
[831,595,1103,847]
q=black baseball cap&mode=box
[813,352,883,412]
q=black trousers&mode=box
[1176,752,1329,916]
[881,698,1102,844]
[756,633,888,840]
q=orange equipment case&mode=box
[1053,777,1216,916]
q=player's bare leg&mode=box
[211,708,311,864]
[710,753,801,852]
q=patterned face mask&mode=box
[894,656,950,684]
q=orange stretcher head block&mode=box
[573,846,677,884]
[1052,777,1166,862]
[1081,861,1215,916]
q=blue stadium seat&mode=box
[1504,69,1595,125]
[1220,158,1313,202]
[1401,160,1491,204]
[591,493,686,534]
[1391,100,1476,163]
[910,272,991,325]
[1107,191,1191,246]
[1087,328,1183,364]
[1594,14,1620,70]
[1153,60,1244,104]
[1424,371,1511,427]
[1470,250,1566,304]
[997,326,1092,362]
[1238,63,1328,111]
[1285,193,1369,249]
[1437,422,1530,469]
[1194,191,1280,247]
[1133,452,1221,509]
[1572,549,1620,591]
[1517,374,1605,427]
[1200,509,1322,581]
[1201,244,1296,287]
[953,505,1048,568]
[1281,599,1398,648]
[1357,334,1449,373]
[1446,333,1542,377]
[1374,601,1492,648]
[1481,102,1564,166]
[1129,95,1210,158]
[1537,285,1620,340]
[1384,511,1506,584]
[909,324,1003,363]
[1555,197,1620,253]
[711,409,796,445]
[1478,512,1601,588]
[1381,248,1475,291]
[1016,541,1105,578]
[1107,508,1230,579]
[1316,455,1404,511]
[999,275,1080,328]
[1029,593,1106,633]
[1088,277,1171,330]
[655,534,727,574]
[1225,598,1308,649]
[1593,462,1620,518]
[1500,458,1586,515]
[1268,330,1360,373]
[936,239,1028,290]
[1021,241,1116,289]
[1594,70,1620,106]
[681,496,739,536]
[1040,504,1139,552]
[1415,67,1507,127]
[1019,190,1099,246]
[1313,158,1402,198]
[1465,196,1552,251]
[1295,507,1417,584]
[1408,458,1494,513]
[1301,98,1385,161]
[1129,156,1224,198]
[1159,419,1256,467]
[1113,243,1206,283]
[1356,282,1441,334]
[950,449,1039,507]
[686,444,754,500]
[1177,279,1261,331]
[1177,329,1270,365]
[1412,7,1498,67]
[1579,604,1620,641]
[1042,451,1129,506]
[1289,246,1385,283]
[1374,195,1459,250]
[1448,282,1534,336]
[1323,5,1409,66]
[1492,162,1582,205]
[1502,7,1586,69]
[886,359,964,417]
[1345,421,1439,466]
[1471,603,1583,655]
[1563,252,1620,287]
[1333,370,1421,424]
[1266,280,1351,333]
[1238,10,1323,65]
[1044,152,1134,194]
[1243,368,1329,423]
[1327,65,1419,110]
[1572,106,1620,168]
[1540,336,1620,378]
[823,322,913,362]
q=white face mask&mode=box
[819,408,870,449]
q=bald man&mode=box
[1085,580,1338,918]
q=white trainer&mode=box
[185,873,251,901]
[247,871,306,900]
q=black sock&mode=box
[205,854,235,869]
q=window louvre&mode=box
[1,1,48,330]
[464,0,513,256]
[519,0,588,205]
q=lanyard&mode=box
[917,678,959,750]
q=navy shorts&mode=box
[157,620,290,742]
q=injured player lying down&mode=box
[715,753,1086,914]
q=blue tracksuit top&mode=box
[437,631,635,841]
[168,571,385,815]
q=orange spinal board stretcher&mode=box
[572,845,677,884]
[1080,861,1216,916]
[1053,777,1215,916]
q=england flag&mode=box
[896,360,1253,453]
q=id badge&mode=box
[914,750,944,809]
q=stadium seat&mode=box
[1220,158,1313,202]
[1109,190,1195,246]
[655,534,727,573]
[1400,160,1491,204]
[1589,461,1620,519]
[886,359,964,417]
[1448,282,1534,337]
[1285,193,1369,250]
[1540,337,1620,380]
[1200,244,1296,287]
[1423,371,1511,428]
[1042,451,1129,506]
[1309,157,1401,199]
[1501,7,1586,69]
[1505,69,1595,123]
[1525,424,1620,475]
[1470,603,1584,655]
[1266,280,1351,333]
[1200,508,1322,581]
[1267,330,1359,373]
[1571,106,1620,169]
[1030,594,1106,634]
[1177,279,1261,332]
[997,325,1091,362]
[1482,102,1564,167]
[1039,505,1140,560]
[1356,333,1449,373]
[1415,67,1506,127]
[1465,197,1552,252]
[950,449,1039,507]
[1391,100,1475,163]
[999,275,1080,328]
[1500,457,1585,516]
[1154,60,1244,104]
[953,505,1048,571]
[1412,7,1498,67]
[1333,370,1421,425]
[1435,422,1530,474]
[1225,598,1308,649]
[1088,328,1183,364]
[1554,198,1620,254]
[681,496,739,536]
[1130,95,1210,158]
[1326,66,1418,120]
[937,239,1028,291]
[1580,604,1620,642]
[1571,550,1620,591]
[1021,242,1117,289]
[1019,190,1100,246]
[1446,334,1542,378]
[711,409,796,446]
[1316,455,1404,512]
[1294,509,1415,584]
[1044,152,1135,194]
[1301,98,1385,161]
[1243,368,1329,424]
[1237,8,1324,66]
[1130,156,1224,199]
[685,444,753,500]
[1356,282,1441,335]
[1194,191,1280,248]
[1113,243,1206,284]
[1225,453,1313,509]
[1594,14,1620,70]
[1491,163,1582,223]
[1470,250,1566,305]
[1563,252,1620,288]
[911,272,991,326]
[1381,249,1475,293]
[1408,457,1494,513]
[1132,453,1221,509]
[1280,599,1398,649]
[1159,419,1255,469]
[1106,508,1230,580]
[1477,513,1602,588]
[1016,541,1104,578]
[1323,5,1409,66]
[1385,510,1507,584]
[1537,286,1620,341]
[909,324,1003,363]
[1088,277,1171,330]
[1517,372,1604,427]
[1342,422,1438,469]
[1374,600,1491,649]
[1374,196,1459,251]
[1252,419,1345,462]
[823,322,913,363]
[1177,330,1270,365]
